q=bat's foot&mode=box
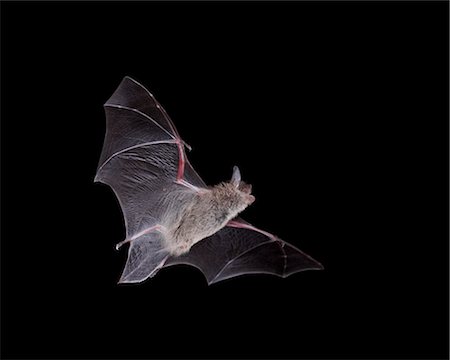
[115,239,130,250]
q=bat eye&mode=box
[239,183,252,194]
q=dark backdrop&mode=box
[1,1,448,359]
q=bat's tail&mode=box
[117,231,170,284]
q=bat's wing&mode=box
[95,76,206,283]
[164,218,323,285]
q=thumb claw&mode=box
[182,141,192,151]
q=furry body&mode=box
[162,182,255,256]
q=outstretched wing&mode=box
[95,76,206,238]
[95,76,206,282]
[164,219,323,285]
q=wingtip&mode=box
[315,261,325,271]
[121,76,155,97]
[304,258,324,272]
[123,75,135,82]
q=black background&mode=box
[1,1,448,359]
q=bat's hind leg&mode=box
[116,239,131,250]
[115,224,165,250]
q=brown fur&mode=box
[166,181,255,256]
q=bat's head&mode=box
[226,165,255,203]
[211,166,255,218]
[210,166,255,224]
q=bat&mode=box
[95,76,323,285]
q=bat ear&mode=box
[231,166,241,188]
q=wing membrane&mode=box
[97,144,180,237]
[105,76,179,137]
[95,77,206,239]
[165,220,323,285]
[120,231,170,283]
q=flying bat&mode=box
[95,76,323,285]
